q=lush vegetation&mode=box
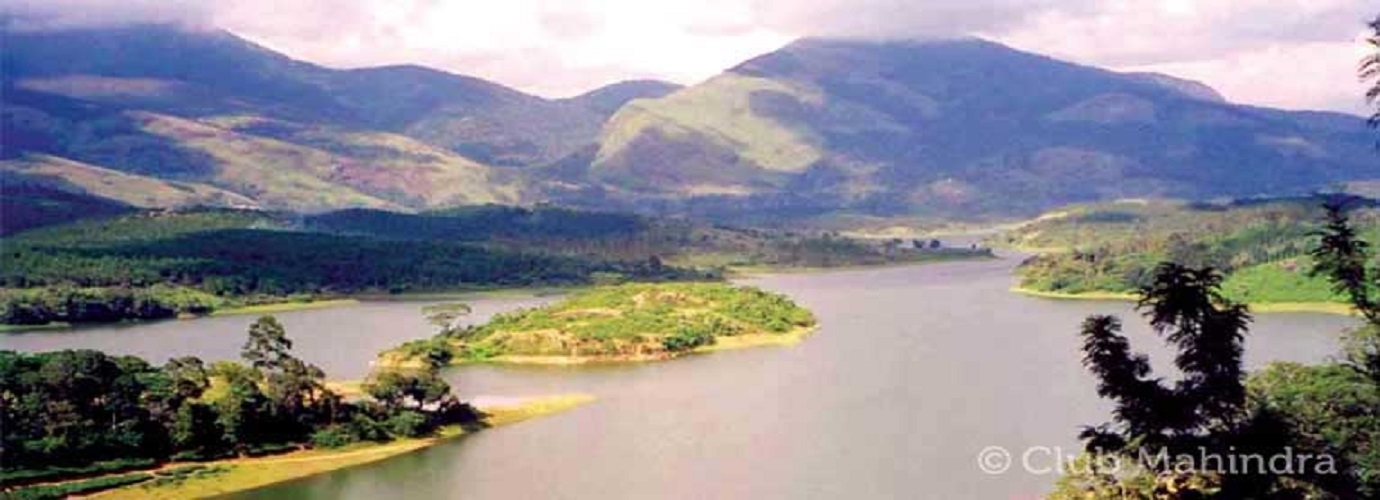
[0,316,477,491]
[381,282,817,365]
[0,209,711,326]
[0,205,978,327]
[303,206,985,271]
[304,205,647,242]
[1054,202,1380,498]
[1005,197,1379,304]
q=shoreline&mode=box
[727,253,996,279]
[0,287,572,334]
[1010,286,1356,316]
[88,394,594,500]
[1,257,977,334]
[210,299,362,317]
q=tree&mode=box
[240,316,326,433]
[363,371,409,411]
[1077,263,1270,496]
[1310,200,1380,386]
[242,316,292,371]
[1081,264,1251,449]
[364,369,451,412]
[170,402,224,457]
[264,357,326,426]
[1364,15,1380,129]
[163,356,209,403]
[210,361,270,451]
[422,302,472,333]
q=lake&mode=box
[0,257,1356,498]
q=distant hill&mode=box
[3,26,1377,223]
[0,182,132,236]
[561,80,683,116]
[583,38,1377,220]
[1,24,677,212]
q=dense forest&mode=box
[1002,197,1379,304]
[0,316,474,499]
[0,206,981,327]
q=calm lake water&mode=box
[0,257,1357,498]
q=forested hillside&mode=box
[0,209,705,326]
[1003,197,1380,304]
[0,206,981,327]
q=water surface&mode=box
[1,258,1355,498]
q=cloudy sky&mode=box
[7,0,1376,114]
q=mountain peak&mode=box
[591,32,1373,219]
[564,80,682,115]
[1121,72,1227,103]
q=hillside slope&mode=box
[0,25,674,211]
[585,38,1377,220]
[4,27,1376,222]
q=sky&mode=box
[5,0,1376,114]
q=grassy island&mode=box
[379,282,818,366]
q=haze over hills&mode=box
[2,25,1376,225]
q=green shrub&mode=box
[0,458,158,487]
[310,425,360,449]
[662,325,716,352]
[243,443,297,457]
[2,472,151,500]
[386,410,429,439]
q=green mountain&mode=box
[560,80,683,116]
[3,27,1377,225]
[581,38,1377,220]
[0,24,678,214]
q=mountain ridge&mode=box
[582,36,1375,220]
[2,25,1375,226]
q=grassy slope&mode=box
[1002,199,1369,313]
[597,74,821,173]
[133,112,401,212]
[202,115,522,207]
[592,74,821,194]
[1,154,259,208]
[90,395,594,500]
[7,209,279,247]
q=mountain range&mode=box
[2,24,1376,226]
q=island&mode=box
[378,282,818,367]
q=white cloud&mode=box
[4,0,1376,112]
[2,0,211,29]
[1123,41,1372,114]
